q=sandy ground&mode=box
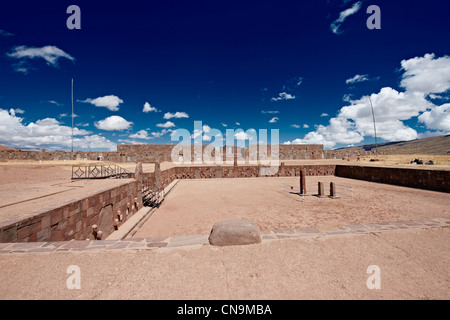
[0,163,133,221]
[0,227,448,300]
[0,160,449,225]
[133,177,450,239]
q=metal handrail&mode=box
[71,164,132,180]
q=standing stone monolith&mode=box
[154,160,161,190]
[135,162,144,208]
[233,145,238,177]
[330,182,337,198]
[318,181,325,197]
[135,162,143,190]
[280,162,285,176]
[300,168,306,195]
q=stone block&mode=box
[50,209,62,225]
[0,226,18,242]
[209,220,262,246]
[41,214,51,229]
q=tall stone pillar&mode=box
[330,182,336,198]
[318,182,326,198]
[233,146,238,178]
[135,162,143,208]
[299,168,306,195]
[154,161,161,190]
[280,162,285,176]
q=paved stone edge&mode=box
[0,217,449,254]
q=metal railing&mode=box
[71,164,132,180]
[142,186,165,208]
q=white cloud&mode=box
[221,123,227,127]
[343,94,353,102]
[291,124,300,128]
[0,108,116,151]
[94,116,133,131]
[163,111,189,119]
[235,122,240,126]
[286,133,335,149]
[80,95,123,112]
[73,135,117,151]
[285,118,364,149]
[202,124,211,133]
[117,139,141,145]
[142,102,158,113]
[7,45,75,74]
[428,93,450,100]
[310,88,427,145]
[35,118,61,126]
[271,92,295,102]
[346,74,369,84]
[191,125,212,141]
[48,100,64,106]
[234,131,250,141]
[9,108,25,117]
[59,113,77,118]
[129,130,150,139]
[269,117,279,123]
[156,121,175,128]
[418,103,450,131]
[330,1,362,34]
[321,113,329,117]
[417,130,450,139]
[303,124,309,129]
[261,110,280,114]
[202,125,212,141]
[286,54,450,149]
[151,129,173,138]
[0,29,14,37]
[400,53,450,94]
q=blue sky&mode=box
[0,0,449,151]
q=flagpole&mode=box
[71,78,74,160]
[369,96,378,157]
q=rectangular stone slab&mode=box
[208,220,262,246]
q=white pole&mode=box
[71,78,74,161]
[369,96,378,157]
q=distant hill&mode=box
[0,145,14,151]
[337,134,450,155]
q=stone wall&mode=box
[0,150,125,162]
[335,165,450,193]
[0,144,330,162]
[142,164,337,190]
[0,180,140,243]
[0,144,395,163]
[323,149,387,159]
[118,144,326,162]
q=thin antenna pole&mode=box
[71,78,74,160]
[369,96,378,157]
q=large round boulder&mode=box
[208,220,262,246]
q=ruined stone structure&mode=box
[0,180,140,243]
[0,143,385,162]
[1,162,449,243]
[335,165,450,193]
